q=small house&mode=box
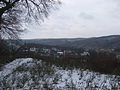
[57,52,64,55]
[80,51,90,56]
[30,47,37,52]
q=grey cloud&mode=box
[22,0,120,39]
[79,12,94,20]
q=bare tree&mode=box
[0,0,61,39]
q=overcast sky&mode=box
[22,0,120,39]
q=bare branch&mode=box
[0,0,61,39]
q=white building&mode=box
[30,47,37,52]
[80,52,90,56]
[57,52,64,55]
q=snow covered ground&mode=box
[0,58,120,90]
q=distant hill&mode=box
[23,35,120,49]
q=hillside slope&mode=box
[24,35,120,49]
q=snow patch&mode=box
[0,58,120,90]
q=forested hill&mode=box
[23,35,120,49]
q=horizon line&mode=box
[21,34,120,40]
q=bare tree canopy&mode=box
[0,0,61,39]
